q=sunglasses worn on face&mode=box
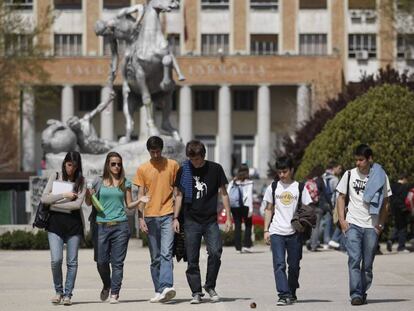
[110,162,122,167]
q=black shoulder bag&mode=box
[33,172,59,229]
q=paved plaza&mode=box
[1,241,413,311]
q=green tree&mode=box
[296,84,414,181]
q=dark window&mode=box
[194,90,216,111]
[250,34,278,55]
[299,0,326,9]
[167,33,180,56]
[201,34,229,56]
[250,0,278,10]
[348,34,377,59]
[103,0,130,9]
[54,34,82,56]
[78,89,100,111]
[397,34,414,59]
[5,0,33,10]
[348,0,376,10]
[201,0,229,10]
[4,34,33,56]
[299,34,327,55]
[54,0,82,10]
[233,90,254,111]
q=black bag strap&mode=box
[297,182,305,209]
[345,170,351,207]
[271,180,277,206]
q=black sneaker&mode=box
[100,288,110,302]
[203,286,220,302]
[277,297,292,306]
[291,295,298,303]
[386,240,392,252]
[351,297,363,306]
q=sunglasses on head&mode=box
[110,162,122,167]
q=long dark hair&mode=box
[103,152,126,192]
[61,151,84,192]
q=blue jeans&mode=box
[145,214,175,293]
[48,232,81,298]
[270,233,302,299]
[320,213,333,244]
[184,219,223,295]
[345,224,378,300]
[95,221,130,295]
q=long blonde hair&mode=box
[102,152,126,192]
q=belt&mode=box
[97,221,126,227]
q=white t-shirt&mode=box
[336,168,392,228]
[263,181,313,236]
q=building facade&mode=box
[6,0,414,181]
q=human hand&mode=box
[264,231,270,245]
[63,192,77,200]
[139,196,150,204]
[339,219,350,233]
[173,218,180,233]
[139,218,148,234]
[225,218,232,233]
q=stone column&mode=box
[218,85,232,177]
[100,85,114,141]
[61,85,74,123]
[296,84,311,128]
[179,85,192,144]
[22,86,35,172]
[257,85,271,178]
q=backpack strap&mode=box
[297,182,305,209]
[345,170,351,207]
[271,180,277,207]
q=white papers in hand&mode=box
[52,180,74,195]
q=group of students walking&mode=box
[41,140,392,307]
[41,137,231,305]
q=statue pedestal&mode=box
[45,136,186,179]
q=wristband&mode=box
[264,230,269,233]
[173,217,178,220]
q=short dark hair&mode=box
[326,160,339,170]
[146,136,164,151]
[354,144,373,159]
[186,140,206,158]
[275,156,293,170]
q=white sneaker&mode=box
[322,244,329,250]
[328,240,340,249]
[159,287,176,303]
[242,247,252,253]
[398,249,410,254]
[150,293,161,303]
[109,294,119,304]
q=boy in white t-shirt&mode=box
[336,144,391,306]
[263,157,313,306]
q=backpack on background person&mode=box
[229,182,244,208]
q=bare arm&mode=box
[173,187,183,233]
[337,193,349,232]
[137,186,148,233]
[84,91,115,121]
[264,201,274,244]
[375,197,389,234]
[220,185,232,232]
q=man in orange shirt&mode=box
[133,136,179,303]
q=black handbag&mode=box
[32,201,50,229]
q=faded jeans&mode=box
[145,214,175,293]
[48,232,81,298]
[345,224,378,300]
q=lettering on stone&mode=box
[187,63,266,77]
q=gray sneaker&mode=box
[190,294,202,304]
[63,297,72,306]
[277,297,292,306]
[204,287,220,302]
[100,288,110,302]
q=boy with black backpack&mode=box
[263,156,313,306]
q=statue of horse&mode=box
[121,0,181,143]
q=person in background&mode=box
[41,151,86,306]
[227,164,254,253]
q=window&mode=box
[397,34,414,59]
[348,0,375,10]
[54,0,82,10]
[5,0,33,10]
[103,0,130,9]
[250,0,278,10]
[4,34,33,56]
[195,135,216,161]
[299,34,327,55]
[233,90,254,111]
[78,88,100,111]
[103,37,127,56]
[348,34,377,58]
[233,136,255,169]
[167,34,180,56]
[201,34,229,56]
[54,34,82,56]
[299,0,326,9]
[194,90,216,111]
[250,34,278,55]
[201,0,229,10]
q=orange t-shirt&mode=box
[133,158,179,217]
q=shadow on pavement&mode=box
[366,299,410,304]
[296,299,332,303]
[72,299,148,305]
[163,297,252,305]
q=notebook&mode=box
[52,180,74,195]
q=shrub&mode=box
[296,84,414,181]
[0,231,12,249]
[221,230,235,246]
[31,231,49,249]
[9,231,33,250]
[254,226,264,241]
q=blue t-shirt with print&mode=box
[96,179,131,222]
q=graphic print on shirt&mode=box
[275,192,297,206]
[353,179,367,195]
[194,176,207,199]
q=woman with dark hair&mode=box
[227,164,254,253]
[41,151,86,306]
[86,152,147,304]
